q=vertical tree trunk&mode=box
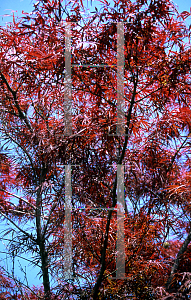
[166,230,191,292]
[40,241,51,300]
[36,188,51,299]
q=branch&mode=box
[166,228,191,292]
[1,128,37,185]
[166,133,191,174]
[0,211,36,242]
[135,86,163,103]
[0,251,41,268]
[36,188,42,244]
[42,202,57,239]
[0,72,33,132]
[165,134,191,291]
[72,68,129,118]
[93,68,138,299]
[0,265,43,299]
[0,188,36,210]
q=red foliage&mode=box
[0,0,190,299]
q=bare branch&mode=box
[0,188,36,210]
[0,211,36,242]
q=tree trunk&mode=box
[40,241,51,300]
[36,188,51,299]
[166,229,191,292]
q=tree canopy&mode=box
[0,0,191,299]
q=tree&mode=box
[0,0,191,299]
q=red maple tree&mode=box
[0,0,191,299]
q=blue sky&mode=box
[0,0,190,291]
[0,0,190,26]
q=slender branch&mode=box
[1,128,37,186]
[0,72,33,132]
[1,265,43,299]
[42,202,57,238]
[72,68,129,118]
[0,72,16,95]
[166,133,191,174]
[0,251,41,268]
[135,86,163,103]
[0,188,36,210]
[8,208,35,218]
[0,211,36,242]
